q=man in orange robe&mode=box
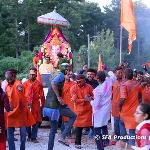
[61,71,76,126]
[23,67,45,142]
[5,69,35,150]
[70,74,93,148]
[119,68,140,149]
[62,72,76,111]
[112,66,127,148]
[33,50,39,68]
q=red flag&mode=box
[121,0,136,54]
[98,54,103,71]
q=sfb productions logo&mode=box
[94,135,112,140]
[94,135,101,140]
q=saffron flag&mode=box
[98,54,103,71]
[146,61,150,68]
[121,0,136,54]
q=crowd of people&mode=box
[0,53,150,150]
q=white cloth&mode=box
[133,120,150,150]
[91,71,116,127]
[111,115,114,132]
[136,120,150,131]
[132,145,150,150]
[1,80,8,92]
[22,78,27,84]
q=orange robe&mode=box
[23,79,45,123]
[140,86,150,104]
[112,80,123,117]
[36,70,42,84]
[62,81,75,111]
[62,81,75,122]
[120,80,140,129]
[70,83,93,127]
[33,56,39,67]
[5,80,35,128]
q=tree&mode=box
[73,29,119,71]
[90,29,119,68]
[0,50,33,79]
[73,45,88,71]
[0,0,99,56]
[134,1,150,60]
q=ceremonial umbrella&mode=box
[37,7,70,27]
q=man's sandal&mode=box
[58,139,70,147]
[75,145,82,149]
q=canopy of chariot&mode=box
[36,7,72,75]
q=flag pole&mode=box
[119,25,123,64]
[87,34,90,68]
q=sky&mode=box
[86,0,150,8]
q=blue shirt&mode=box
[43,107,60,121]
[52,73,65,84]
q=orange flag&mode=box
[98,54,103,71]
[146,61,150,68]
[121,0,136,54]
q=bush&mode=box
[0,51,33,79]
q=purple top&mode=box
[0,88,11,142]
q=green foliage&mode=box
[0,57,20,77]
[0,0,103,56]
[71,2,103,48]
[90,29,119,69]
[0,51,33,79]
[73,29,119,71]
[18,51,33,74]
[73,45,88,71]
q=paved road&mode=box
[7,127,124,150]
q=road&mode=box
[7,124,123,150]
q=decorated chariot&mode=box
[37,7,72,69]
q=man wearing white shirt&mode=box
[90,71,116,150]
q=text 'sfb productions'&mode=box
[95,135,150,140]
